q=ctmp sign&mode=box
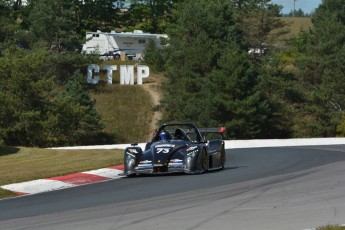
[87,64,150,85]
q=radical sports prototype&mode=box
[123,122,226,176]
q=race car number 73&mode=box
[156,148,170,154]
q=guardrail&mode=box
[50,138,345,150]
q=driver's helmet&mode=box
[159,131,170,141]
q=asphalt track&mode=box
[1,145,345,230]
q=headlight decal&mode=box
[128,149,138,154]
[187,150,198,158]
[186,146,198,151]
[126,152,136,158]
[169,159,183,166]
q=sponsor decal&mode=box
[140,160,152,164]
[137,164,152,168]
[155,144,175,148]
[170,159,183,163]
[169,162,183,166]
[169,159,183,166]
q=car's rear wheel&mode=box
[200,149,208,173]
[220,146,226,169]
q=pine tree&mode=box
[209,45,271,139]
[44,73,104,146]
[0,47,51,146]
[28,0,80,50]
[157,0,274,138]
[123,0,180,33]
[0,1,104,147]
[159,0,240,124]
[257,55,302,138]
[234,0,288,60]
[295,0,345,137]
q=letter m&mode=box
[120,65,135,85]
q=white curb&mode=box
[1,179,75,194]
[82,168,124,179]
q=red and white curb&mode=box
[3,137,345,197]
[0,165,124,196]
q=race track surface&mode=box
[1,145,345,230]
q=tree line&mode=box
[1,0,345,147]
[0,0,182,147]
[145,0,345,139]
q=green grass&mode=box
[0,189,16,199]
[281,17,312,37]
[92,84,153,143]
[91,59,155,143]
[0,146,123,186]
[270,17,312,47]
[0,146,125,199]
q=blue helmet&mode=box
[159,131,170,141]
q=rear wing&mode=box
[199,127,227,140]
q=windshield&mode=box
[153,124,201,143]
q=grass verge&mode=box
[0,189,16,199]
[92,84,153,143]
[280,17,312,37]
[0,146,124,199]
[91,59,155,143]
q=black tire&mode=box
[126,173,137,178]
[114,54,120,60]
[220,146,226,169]
[200,149,208,173]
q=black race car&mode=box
[123,122,226,176]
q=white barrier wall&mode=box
[50,138,345,150]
